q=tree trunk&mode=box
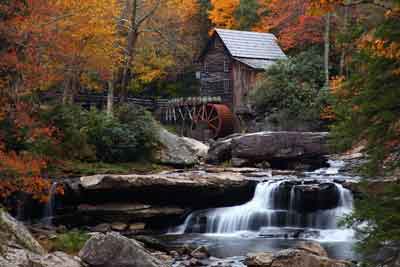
[324,13,331,86]
[62,77,71,105]
[107,79,114,116]
[120,0,139,100]
[339,6,349,76]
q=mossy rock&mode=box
[0,209,45,255]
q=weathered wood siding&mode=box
[232,61,261,111]
[200,36,233,106]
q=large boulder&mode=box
[0,210,83,267]
[79,232,169,267]
[207,132,329,169]
[155,128,209,167]
[0,209,45,255]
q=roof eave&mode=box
[197,30,233,62]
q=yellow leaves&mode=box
[308,0,342,15]
[134,48,175,83]
[208,0,240,28]
[330,75,348,98]
[358,37,400,76]
[167,0,199,21]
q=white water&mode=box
[42,182,58,226]
[171,161,355,242]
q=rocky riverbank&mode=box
[0,210,353,267]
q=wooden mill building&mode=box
[198,28,287,113]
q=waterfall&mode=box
[42,182,58,226]
[174,179,354,237]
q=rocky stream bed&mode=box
[2,130,396,266]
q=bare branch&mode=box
[135,0,161,27]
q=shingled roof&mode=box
[215,28,287,61]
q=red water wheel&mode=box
[190,104,234,140]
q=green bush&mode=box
[40,104,96,161]
[40,104,158,163]
[53,230,89,254]
[86,105,158,162]
[250,47,328,124]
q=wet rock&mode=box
[275,181,340,212]
[134,235,169,253]
[259,228,320,240]
[255,161,271,169]
[295,241,328,257]
[78,203,185,224]
[28,251,83,267]
[190,246,209,259]
[79,232,169,267]
[271,249,351,267]
[152,251,173,263]
[207,132,329,169]
[206,137,233,164]
[232,157,251,167]
[91,223,111,233]
[111,222,128,231]
[292,183,340,212]
[245,252,274,267]
[155,128,209,167]
[129,223,146,231]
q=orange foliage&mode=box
[0,0,121,92]
[208,0,240,29]
[0,151,50,201]
[320,105,336,120]
[0,103,57,202]
[256,0,324,50]
[207,0,324,50]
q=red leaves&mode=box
[255,0,324,51]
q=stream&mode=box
[161,160,359,265]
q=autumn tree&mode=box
[254,0,324,51]
[311,1,400,265]
[208,0,269,31]
[0,0,121,202]
[115,0,203,100]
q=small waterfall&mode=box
[170,160,355,242]
[42,182,58,226]
[174,179,354,237]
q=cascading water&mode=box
[171,161,354,242]
[41,182,58,226]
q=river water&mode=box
[163,160,359,263]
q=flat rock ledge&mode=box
[58,169,257,226]
[73,170,255,208]
[77,203,186,225]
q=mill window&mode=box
[224,57,229,72]
[204,62,208,73]
[223,79,230,92]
